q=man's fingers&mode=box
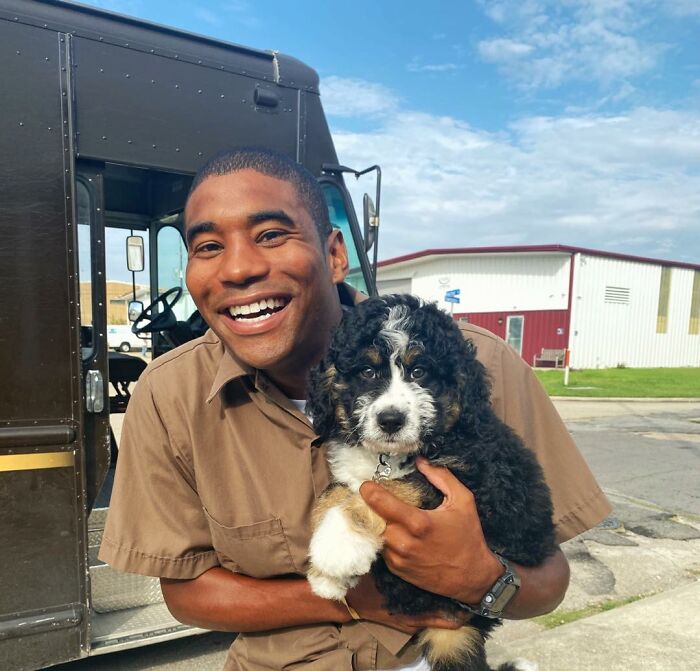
[359,480,421,525]
[416,457,474,507]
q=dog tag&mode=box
[374,454,392,481]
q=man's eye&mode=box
[360,366,376,380]
[258,230,288,244]
[410,366,426,380]
[193,242,222,257]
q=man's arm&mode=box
[161,568,466,634]
[359,458,570,619]
[161,569,348,632]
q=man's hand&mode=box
[345,574,467,634]
[359,457,503,605]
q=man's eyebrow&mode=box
[248,209,296,227]
[186,221,217,247]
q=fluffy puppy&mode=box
[306,294,556,671]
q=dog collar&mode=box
[373,453,416,481]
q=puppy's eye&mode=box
[410,366,426,380]
[360,366,377,380]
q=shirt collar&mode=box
[206,339,253,403]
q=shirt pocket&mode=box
[202,509,299,578]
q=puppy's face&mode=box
[321,302,465,456]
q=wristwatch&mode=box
[455,554,521,619]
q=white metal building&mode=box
[376,245,700,369]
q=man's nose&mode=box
[217,238,270,285]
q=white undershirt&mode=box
[380,658,430,671]
[289,398,309,416]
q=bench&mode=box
[533,348,566,368]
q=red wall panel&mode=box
[455,309,570,367]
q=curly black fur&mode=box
[307,294,556,670]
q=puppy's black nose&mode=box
[377,408,406,434]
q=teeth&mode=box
[228,297,287,319]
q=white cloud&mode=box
[320,76,399,118]
[476,0,666,90]
[478,38,534,61]
[407,61,461,73]
[664,0,700,17]
[330,103,700,263]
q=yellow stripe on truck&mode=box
[0,451,75,472]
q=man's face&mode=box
[185,169,349,394]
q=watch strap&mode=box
[455,553,520,619]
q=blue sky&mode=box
[85,0,700,263]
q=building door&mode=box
[506,315,524,356]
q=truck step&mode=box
[88,507,163,613]
[90,603,203,654]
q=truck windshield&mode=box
[157,224,197,320]
[322,183,368,294]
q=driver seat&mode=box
[108,352,147,413]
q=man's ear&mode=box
[326,229,349,284]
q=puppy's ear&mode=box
[306,358,339,441]
[456,338,492,428]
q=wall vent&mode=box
[604,286,630,305]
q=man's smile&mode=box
[219,294,293,335]
[227,296,290,322]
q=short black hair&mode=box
[188,146,332,239]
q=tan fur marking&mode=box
[312,479,424,541]
[444,396,461,429]
[344,494,387,538]
[365,347,382,365]
[378,479,424,507]
[401,347,423,367]
[334,404,350,430]
[419,625,482,665]
[343,479,425,538]
[322,365,337,391]
[311,485,354,530]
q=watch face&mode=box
[481,557,520,616]
[489,582,519,614]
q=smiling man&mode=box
[100,147,610,671]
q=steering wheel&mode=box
[132,287,183,335]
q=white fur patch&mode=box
[307,571,354,600]
[309,506,381,580]
[511,659,539,671]
[326,440,416,491]
[380,304,411,354]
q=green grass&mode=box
[534,367,700,398]
[535,594,650,629]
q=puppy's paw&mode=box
[309,506,381,579]
[307,568,351,600]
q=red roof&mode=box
[378,244,700,272]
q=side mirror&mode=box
[128,300,144,322]
[363,194,379,252]
[126,235,145,272]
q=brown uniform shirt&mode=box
[99,323,610,670]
